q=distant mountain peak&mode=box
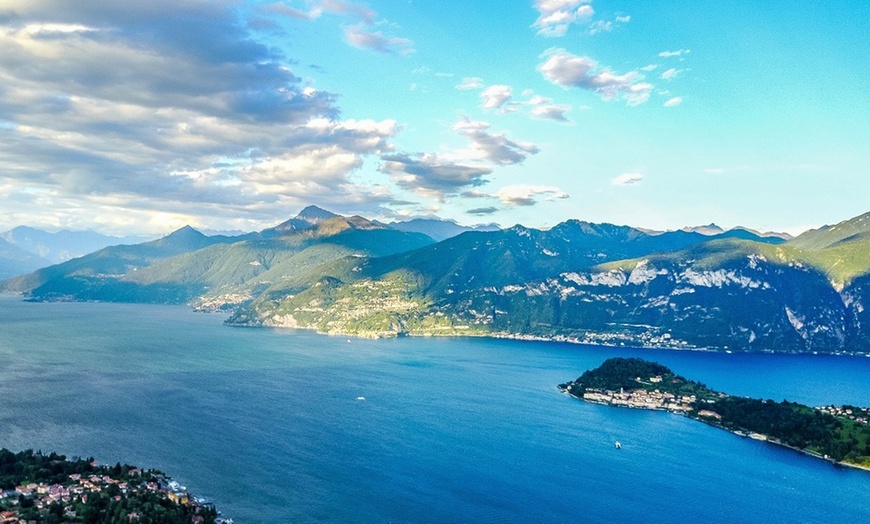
[296,205,338,222]
[166,225,204,238]
[681,223,725,236]
[388,217,500,242]
[151,226,210,250]
[267,206,340,235]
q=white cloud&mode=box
[452,118,540,165]
[526,95,572,122]
[308,0,377,23]
[462,184,569,207]
[267,1,413,56]
[660,68,685,80]
[538,49,653,106]
[658,49,691,58]
[532,0,595,37]
[0,1,410,233]
[494,184,569,206]
[612,173,644,186]
[344,24,414,55]
[532,1,629,37]
[640,64,658,72]
[456,77,484,90]
[663,96,683,107]
[480,85,514,111]
[588,20,612,34]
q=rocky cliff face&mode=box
[450,255,851,352]
[843,274,870,352]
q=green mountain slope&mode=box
[233,221,848,353]
[3,210,434,307]
[2,226,240,301]
[4,226,225,290]
[788,212,870,250]
[8,206,870,354]
[359,221,786,299]
[125,216,434,308]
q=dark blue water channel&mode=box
[1,296,869,522]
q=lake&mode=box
[1,296,869,522]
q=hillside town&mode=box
[0,450,231,524]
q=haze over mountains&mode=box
[3,206,870,354]
[0,227,149,279]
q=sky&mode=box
[0,1,868,236]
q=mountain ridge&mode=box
[5,207,870,355]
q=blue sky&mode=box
[0,1,867,235]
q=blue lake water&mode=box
[1,295,869,522]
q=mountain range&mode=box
[3,207,869,354]
[0,226,149,279]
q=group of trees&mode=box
[707,398,870,462]
[0,449,98,490]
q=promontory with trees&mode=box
[559,358,870,470]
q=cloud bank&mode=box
[0,1,405,232]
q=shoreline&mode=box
[227,314,870,358]
[561,389,870,473]
[6,293,868,357]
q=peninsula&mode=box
[559,358,870,471]
[0,449,231,523]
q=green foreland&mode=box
[559,358,870,470]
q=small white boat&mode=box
[614,441,622,449]
[356,396,366,401]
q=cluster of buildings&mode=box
[817,405,870,424]
[580,382,700,415]
[0,469,227,523]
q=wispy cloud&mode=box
[612,173,644,185]
[452,118,540,166]
[660,68,686,80]
[378,118,539,198]
[538,49,653,105]
[658,49,691,58]
[456,77,484,90]
[525,95,571,122]
[532,0,594,37]
[266,1,413,55]
[663,96,683,107]
[345,24,414,55]
[494,185,569,206]
[532,1,629,37]
[463,184,569,207]
[309,0,377,23]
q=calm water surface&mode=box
[1,296,869,522]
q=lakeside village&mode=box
[560,358,870,470]
[0,450,232,524]
[578,379,723,420]
[576,380,870,428]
